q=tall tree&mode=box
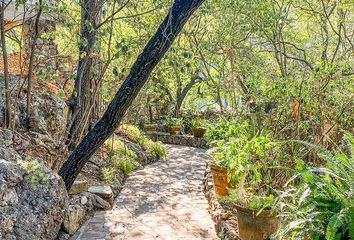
[66,0,103,149]
[59,0,206,189]
[0,0,11,128]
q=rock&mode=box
[2,188,18,206]
[0,147,22,162]
[88,185,113,201]
[111,170,125,197]
[0,128,13,146]
[69,192,111,211]
[0,157,69,240]
[57,231,70,240]
[69,180,88,195]
[83,192,111,210]
[17,92,67,138]
[80,195,88,205]
[62,205,85,235]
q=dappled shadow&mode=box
[72,144,216,240]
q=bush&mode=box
[109,155,140,174]
[276,133,354,239]
[100,166,116,182]
[105,137,136,159]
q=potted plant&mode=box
[207,141,233,196]
[143,122,158,133]
[166,118,183,135]
[191,119,207,138]
[226,133,285,240]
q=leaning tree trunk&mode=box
[59,0,206,190]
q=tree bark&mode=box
[59,0,206,190]
[0,1,11,128]
[67,0,103,150]
[174,75,202,117]
[26,0,42,129]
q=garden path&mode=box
[71,144,217,240]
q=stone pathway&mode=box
[71,145,218,240]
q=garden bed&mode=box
[146,132,208,149]
[203,164,239,240]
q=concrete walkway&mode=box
[71,145,218,240]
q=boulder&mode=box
[69,180,88,195]
[88,185,113,203]
[0,157,69,240]
[70,192,111,211]
[0,128,13,146]
[62,205,85,235]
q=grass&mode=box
[101,126,166,181]
[123,125,166,159]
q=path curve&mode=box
[71,144,218,240]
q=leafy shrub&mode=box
[191,119,207,128]
[100,166,116,183]
[166,117,183,126]
[105,137,136,159]
[18,160,49,188]
[145,140,167,159]
[205,118,246,144]
[276,133,354,239]
[121,125,166,159]
[109,155,140,174]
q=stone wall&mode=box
[145,132,209,149]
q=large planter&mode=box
[209,163,228,196]
[144,124,158,133]
[168,125,182,135]
[234,204,280,240]
[192,127,207,138]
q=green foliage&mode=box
[166,118,183,126]
[18,160,49,188]
[100,166,116,183]
[276,133,354,239]
[105,137,136,159]
[205,118,247,144]
[109,155,140,175]
[191,119,207,128]
[144,140,167,160]
[221,189,276,212]
[122,125,166,159]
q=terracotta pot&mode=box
[209,163,228,196]
[116,122,123,131]
[234,204,280,240]
[192,127,207,138]
[144,124,158,133]
[168,125,182,135]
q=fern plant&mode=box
[275,133,354,240]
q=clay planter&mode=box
[192,127,207,138]
[209,163,229,196]
[117,122,123,131]
[168,125,182,135]
[144,124,158,133]
[234,204,280,240]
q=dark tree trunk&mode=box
[0,2,11,128]
[174,75,202,117]
[59,0,206,190]
[67,0,102,149]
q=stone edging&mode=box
[203,164,239,240]
[145,132,208,149]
